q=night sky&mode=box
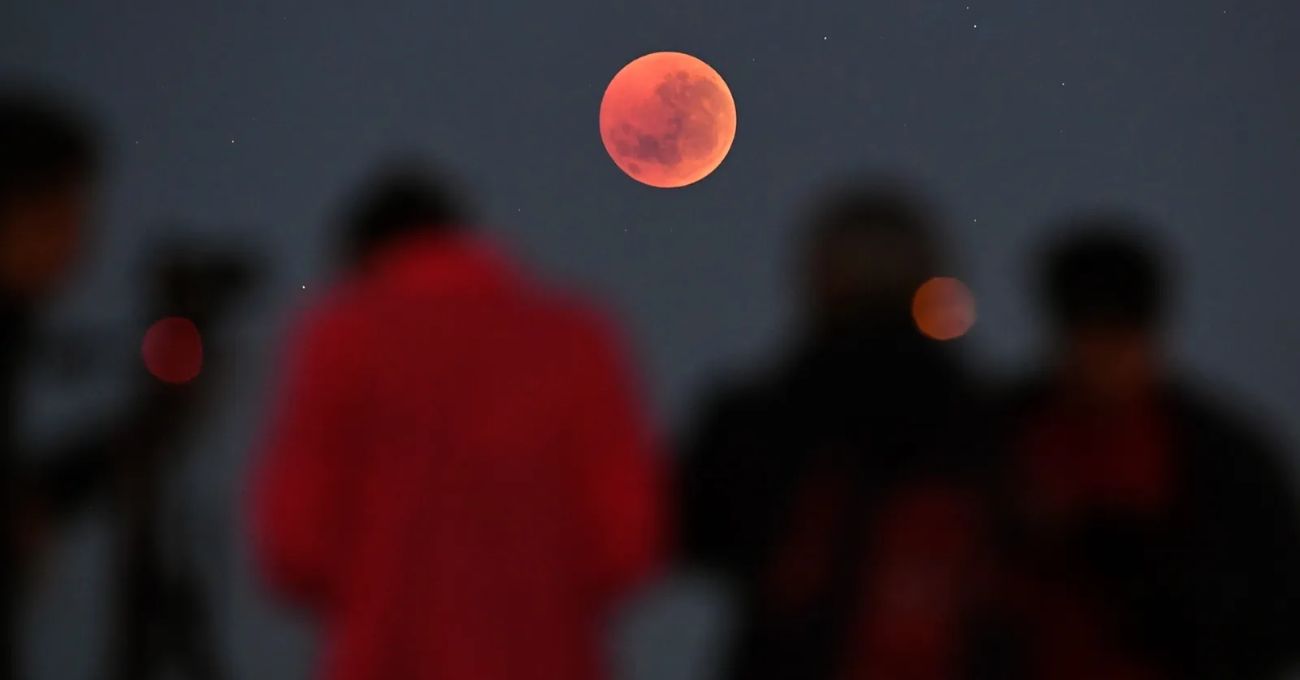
[4,1,1300,678]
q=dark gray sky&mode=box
[4,0,1300,677]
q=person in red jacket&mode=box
[250,164,665,680]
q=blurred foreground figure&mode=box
[0,91,97,679]
[681,182,996,679]
[250,165,664,680]
[2,91,245,680]
[997,220,1300,679]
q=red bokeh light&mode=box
[142,316,203,384]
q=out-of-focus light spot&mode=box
[912,277,976,341]
[142,316,203,384]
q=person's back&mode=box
[993,219,1300,679]
[680,182,997,679]
[251,169,663,680]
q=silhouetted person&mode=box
[680,181,996,680]
[1,90,241,680]
[0,90,98,680]
[995,218,1300,679]
[249,164,665,680]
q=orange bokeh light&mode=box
[912,277,976,341]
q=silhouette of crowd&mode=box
[3,87,1298,680]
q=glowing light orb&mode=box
[600,51,737,188]
[912,277,976,341]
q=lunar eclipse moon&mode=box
[600,52,737,188]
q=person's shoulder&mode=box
[540,288,612,330]
[285,278,377,347]
[1167,379,1283,455]
[515,286,644,372]
[684,360,789,439]
[1167,380,1300,516]
[530,288,620,344]
[705,372,777,414]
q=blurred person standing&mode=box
[0,90,99,680]
[996,219,1300,679]
[249,164,665,680]
[680,181,999,680]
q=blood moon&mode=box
[600,52,736,188]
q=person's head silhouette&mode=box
[1038,215,1170,401]
[0,90,99,300]
[799,180,943,337]
[340,160,469,268]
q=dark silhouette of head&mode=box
[0,89,99,298]
[1042,217,1168,332]
[1038,214,1171,400]
[341,161,468,268]
[799,179,943,336]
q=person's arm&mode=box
[249,305,361,612]
[566,313,666,602]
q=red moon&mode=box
[600,52,737,188]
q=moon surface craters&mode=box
[608,70,727,171]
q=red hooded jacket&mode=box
[250,234,664,680]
